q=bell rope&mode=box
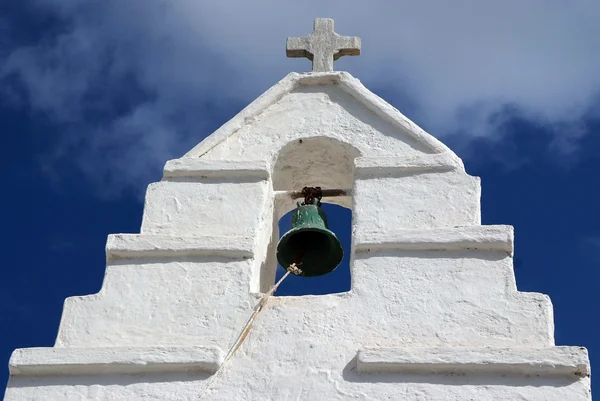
[196,263,303,399]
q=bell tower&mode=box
[5,18,592,401]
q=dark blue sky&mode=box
[2,1,600,398]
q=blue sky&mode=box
[2,0,600,397]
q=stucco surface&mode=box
[4,72,591,400]
[354,171,481,230]
[54,248,553,348]
[200,85,432,162]
[140,180,270,236]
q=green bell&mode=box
[276,198,344,277]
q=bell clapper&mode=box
[287,263,303,276]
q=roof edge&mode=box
[183,72,460,165]
[336,72,459,159]
[184,72,301,158]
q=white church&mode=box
[4,19,592,400]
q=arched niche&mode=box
[272,136,360,214]
[258,137,361,293]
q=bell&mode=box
[276,198,344,277]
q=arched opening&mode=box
[271,137,358,196]
[274,202,352,295]
[257,136,360,294]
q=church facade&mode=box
[4,19,591,400]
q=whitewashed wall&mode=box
[5,72,591,401]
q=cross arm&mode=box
[286,37,311,59]
[334,36,361,60]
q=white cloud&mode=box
[2,0,600,193]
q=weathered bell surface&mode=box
[276,199,344,277]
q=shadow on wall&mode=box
[274,203,352,296]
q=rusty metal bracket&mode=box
[301,186,322,206]
[288,187,349,205]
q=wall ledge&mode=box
[355,225,514,254]
[354,154,464,177]
[9,346,223,376]
[163,159,270,180]
[183,71,459,159]
[106,234,254,261]
[356,346,590,377]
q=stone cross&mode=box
[286,18,361,72]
